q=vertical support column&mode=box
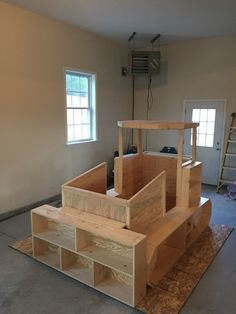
[116,127,123,194]
[176,129,183,206]
[137,129,143,154]
[192,127,197,163]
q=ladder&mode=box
[217,112,236,192]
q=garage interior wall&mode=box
[134,36,236,151]
[0,2,131,215]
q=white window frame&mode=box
[64,68,97,145]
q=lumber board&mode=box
[114,154,144,199]
[181,162,202,207]
[118,120,199,130]
[62,186,128,224]
[63,162,107,194]
[128,171,166,232]
[142,153,177,211]
[145,197,210,254]
[31,205,146,247]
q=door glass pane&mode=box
[199,121,207,134]
[191,108,216,147]
[192,109,200,122]
[200,109,207,121]
[208,109,216,122]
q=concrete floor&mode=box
[0,185,235,314]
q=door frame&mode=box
[183,98,227,183]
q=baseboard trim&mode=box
[0,194,61,222]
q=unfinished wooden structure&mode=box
[31,120,211,307]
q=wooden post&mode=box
[137,129,143,154]
[192,127,197,163]
[176,129,183,206]
[117,127,123,194]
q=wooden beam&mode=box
[116,127,123,194]
[176,129,183,206]
[192,127,197,163]
[137,129,143,154]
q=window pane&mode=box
[81,93,88,107]
[190,107,216,148]
[82,109,90,124]
[206,134,214,147]
[198,134,206,146]
[66,94,72,107]
[67,109,73,125]
[80,77,88,92]
[82,124,90,139]
[74,109,82,124]
[74,125,82,140]
[71,92,80,107]
[207,121,215,134]
[65,70,96,144]
[199,121,207,134]
[66,74,71,91]
[67,125,74,142]
[208,109,216,122]
[71,75,80,91]
[192,109,200,122]
[200,109,207,121]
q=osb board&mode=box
[10,225,233,313]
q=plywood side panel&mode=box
[62,186,128,223]
[128,171,166,233]
[63,162,107,194]
[133,238,147,305]
[142,154,177,210]
[114,154,144,199]
[181,162,202,208]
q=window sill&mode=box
[65,139,98,146]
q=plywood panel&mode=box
[142,154,177,210]
[63,162,107,194]
[128,171,166,233]
[114,154,144,199]
[62,186,128,224]
[181,162,202,208]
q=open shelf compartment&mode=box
[76,228,133,276]
[33,237,61,269]
[61,248,93,285]
[32,212,76,251]
[94,262,133,306]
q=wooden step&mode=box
[145,197,211,285]
[225,153,236,157]
[228,140,236,143]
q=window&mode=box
[191,108,216,147]
[65,70,96,144]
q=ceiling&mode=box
[3,0,236,45]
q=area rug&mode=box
[9,224,233,314]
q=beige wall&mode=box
[0,2,131,214]
[135,36,236,151]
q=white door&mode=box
[184,100,226,185]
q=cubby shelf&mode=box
[31,206,147,307]
[34,230,75,251]
[96,277,133,306]
[78,244,133,276]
